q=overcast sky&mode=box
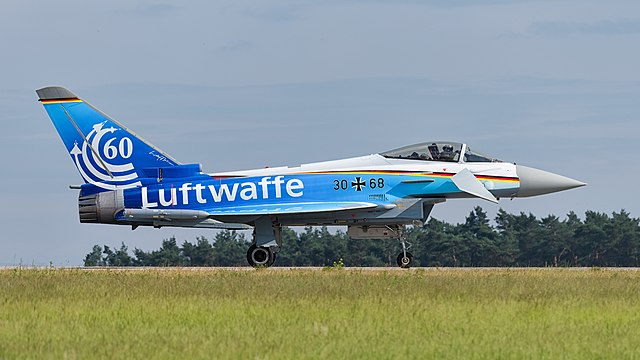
[1,0,639,265]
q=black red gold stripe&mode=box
[40,98,82,104]
[297,170,520,183]
[209,170,520,183]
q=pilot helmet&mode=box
[442,144,453,152]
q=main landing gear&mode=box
[247,244,276,267]
[246,216,280,268]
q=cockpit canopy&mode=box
[380,142,502,163]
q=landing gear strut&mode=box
[247,216,281,268]
[396,232,413,269]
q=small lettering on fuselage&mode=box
[141,176,304,208]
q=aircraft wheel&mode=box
[396,252,413,269]
[247,244,275,268]
[267,252,277,267]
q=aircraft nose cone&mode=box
[516,165,586,197]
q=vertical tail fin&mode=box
[37,86,179,190]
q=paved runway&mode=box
[3,266,640,271]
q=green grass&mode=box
[1,268,639,359]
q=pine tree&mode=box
[83,245,103,266]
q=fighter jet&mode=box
[37,86,585,268]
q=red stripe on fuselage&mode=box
[209,171,519,182]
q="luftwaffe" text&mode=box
[141,176,304,208]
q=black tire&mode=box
[267,252,277,267]
[247,245,274,268]
[396,252,413,269]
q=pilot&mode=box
[440,144,454,161]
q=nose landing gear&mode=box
[396,235,413,269]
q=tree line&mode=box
[84,207,640,267]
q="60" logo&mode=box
[103,137,133,159]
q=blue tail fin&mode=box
[37,86,179,190]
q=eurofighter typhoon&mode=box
[37,86,586,268]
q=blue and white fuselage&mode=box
[38,86,585,267]
[120,152,521,223]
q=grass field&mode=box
[1,268,639,359]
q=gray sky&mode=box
[1,0,639,266]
